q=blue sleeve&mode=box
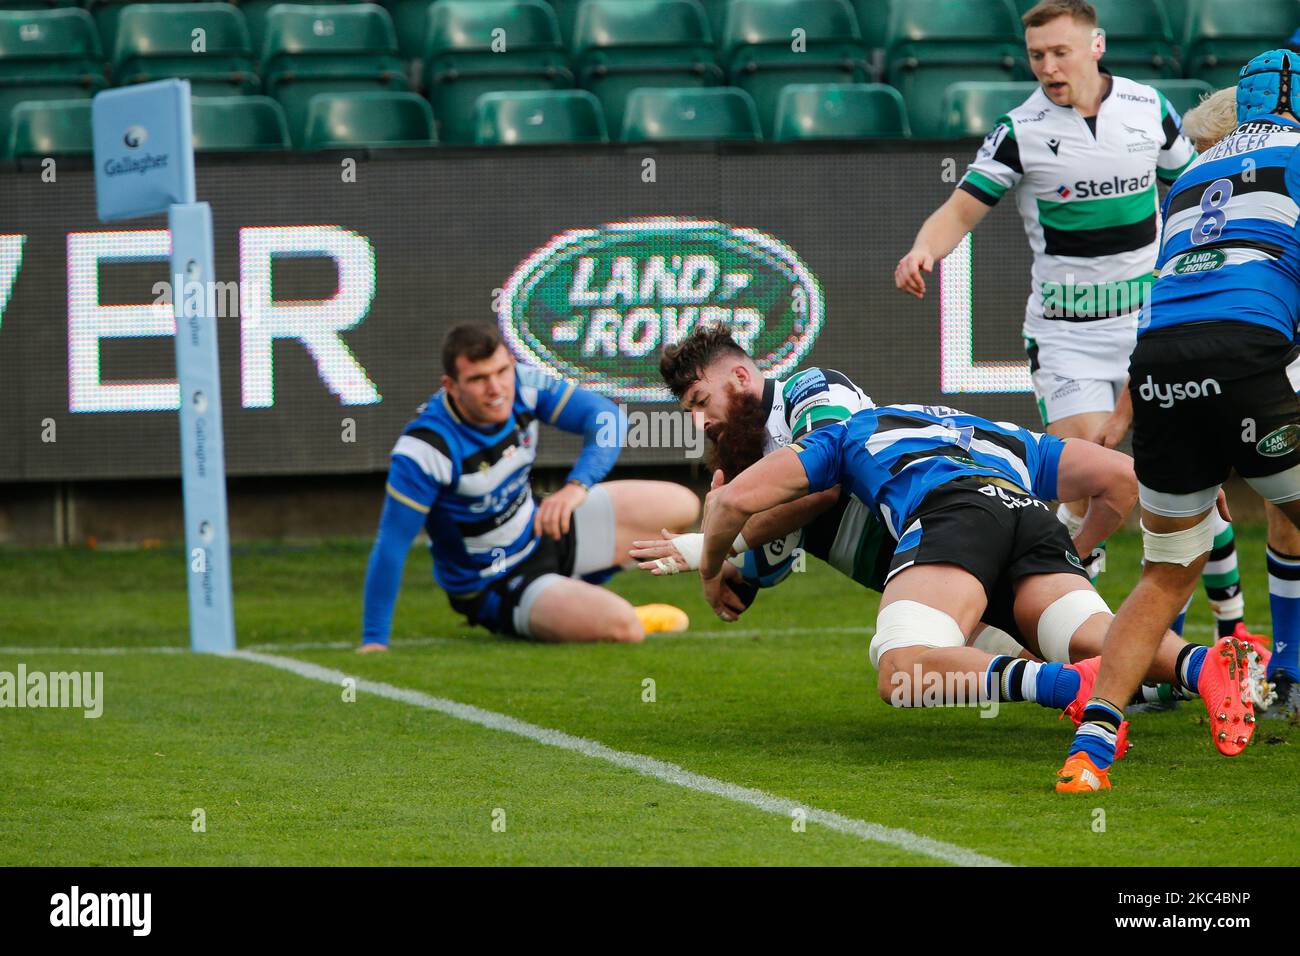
[361,456,437,646]
[791,422,845,493]
[1027,430,1067,500]
[523,366,622,487]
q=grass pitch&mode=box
[1,528,1296,866]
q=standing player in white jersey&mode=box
[894,0,1213,576]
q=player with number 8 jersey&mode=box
[1056,49,1300,791]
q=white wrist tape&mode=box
[1056,502,1085,539]
[665,532,703,572]
[659,531,749,575]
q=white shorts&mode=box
[1025,317,1137,426]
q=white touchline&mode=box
[0,619,1225,656]
[228,648,1012,867]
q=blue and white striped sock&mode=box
[1068,698,1124,770]
[1267,547,1300,680]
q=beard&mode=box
[707,384,767,482]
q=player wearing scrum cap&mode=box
[1056,50,1300,791]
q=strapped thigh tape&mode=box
[870,600,966,670]
[1141,510,1216,566]
[1037,588,1111,663]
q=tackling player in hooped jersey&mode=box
[358,323,698,650]
[693,403,1252,754]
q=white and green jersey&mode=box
[751,368,886,589]
[760,367,873,453]
[958,75,1197,333]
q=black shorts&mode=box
[1130,321,1300,495]
[886,478,1089,611]
[447,528,577,638]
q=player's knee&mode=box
[663,484,700,531]
[1140,511,1215,568]
[870,602,965,703]
[607,607,645,644]
[1036,589,1111,663]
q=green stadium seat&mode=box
[1163,0,1189,52]
[0,7,103,82]
[261,3,409,146]
[620,85,760,141]
[1086,0,1179,80]
[1153,78,1215,119]
[422,0,572,144]
[1182,0,1300,89]
[302,89,434,146]
[885,0,1024,138]
[7,96,91,157]
[238,0,365,53]
[773,81,907,139]
[940,80,1037,138]
[851,0,891,52]
[0,9,104,150]
[722,0,871,137]
[548,0,580,48]
[474,87,607,143]
[698,0,725,43]
[86,0,212,59]
[376,0,429,59]
[571,0,722,136]
[113,3,258,94]
[191,93,290,147]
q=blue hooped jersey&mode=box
[791,405,1066,540]
[385,365,616,594]
[1144,115,1300,340]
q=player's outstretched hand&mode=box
[534,482,587,540]
[895,249,934,299]
[702,568,747,622]
[630,528,689,574]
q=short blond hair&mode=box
[1181,87,1239,152]
[1022,0,1097,30]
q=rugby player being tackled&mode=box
[633,329,1258,751]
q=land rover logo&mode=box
[1173,249,1226,274]
[498,220,825,400]
[1257,423,1300,458]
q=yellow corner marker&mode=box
[634,604,690,635]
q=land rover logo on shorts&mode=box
[497,220,825,400]
[1257,424,1300,457]
[1172,249,1226,274]
[1066,550,1084,569]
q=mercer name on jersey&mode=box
[791,405,1065,541]
[1147,116,1300,341]
[958,76,1196,327]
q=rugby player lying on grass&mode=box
[358,323,697,650]
[680,403,1252,757]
